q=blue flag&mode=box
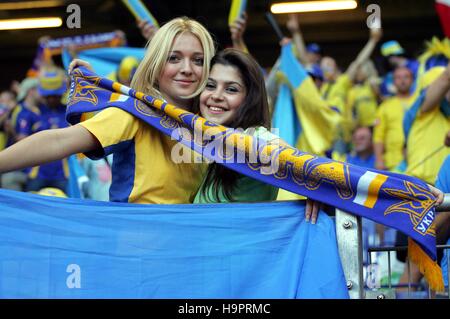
[65,66,444,290]
[272,79,301,147]
[0,189,348,298]
[66,155,88,199]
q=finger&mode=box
[429,185,444,205]
[311,201,320,224]
[436,190,444,206]
[137,19,147,28]
[305,199,312,222]
[230,22,240,29]
[235,18,245,25]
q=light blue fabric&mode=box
[271,43,310,149]
[0,189,349,299]
[66,155,88,198]
[442,238,449,287]
[272,84,301,146]
[435,155,450,287]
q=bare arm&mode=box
[421,62,450,113]
[346,28,382,81]
[0,125,100,174]
[230,13,249,54]
[137,19,158,42]
[373,142,386,170]
[286,14,308,66]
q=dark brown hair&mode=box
[200,48,271,201]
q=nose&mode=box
[211,89,224,101]
[180,58,193,76]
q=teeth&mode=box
[209,106,225,111]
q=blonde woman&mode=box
[0,17,215,204]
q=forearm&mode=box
[232,38,249,54]
[346,38,377,80]
[0,129,69,173]
[291,31,308,65]
[373,142,385,167]
[0,125,99,173]
[355,38,377,67]
[421,67,450,113]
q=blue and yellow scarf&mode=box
[67,66,444,291]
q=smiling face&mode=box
[199,63,247,126]
[158,32,204,109]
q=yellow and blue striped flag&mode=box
[274,43,342,156]
[228,0,247,25]
[121,0,159,27]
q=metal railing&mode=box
[335,193,450,299]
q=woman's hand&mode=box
[137,19,158,41]
[286,14,300,34]
[68,59,93,74]
[305,198,322,224]
[230,13,247,42]
[428,184,444,206]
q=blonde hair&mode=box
[131,17,215,105]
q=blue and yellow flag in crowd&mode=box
[228,0,247,26]
[66,66,444,291]
[273,43,342,156]
[121,0,159,27]
[272,73,301,147]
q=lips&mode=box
[174,79,195,86]
[206,104,227,114]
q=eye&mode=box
[193,57,204,66]
[205,81,216,90]
[226,86,239,93]
[167,54,180,63]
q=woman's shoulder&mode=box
[244,126,280,141]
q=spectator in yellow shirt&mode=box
[373,66,416,171]
[403,65,450,184]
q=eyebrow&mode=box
[170,50,204,56]
[208,78,244,88]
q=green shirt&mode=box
[194,127,279,203]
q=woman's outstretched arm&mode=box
[0,124,100,173]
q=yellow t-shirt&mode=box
[373,94,416,170]
[320,74,352,114]
[347,82,378,127]
[405,95,450,184]
[80,107,207,204]
[320,75,352,143]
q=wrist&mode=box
[444,67,450,81]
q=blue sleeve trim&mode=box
[85,139,134,160]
